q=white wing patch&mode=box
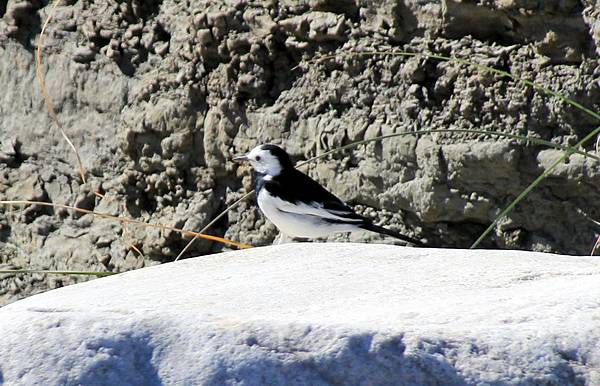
[257,189,363,238]
[269,195,362,223]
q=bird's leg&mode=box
[274,232,289,245]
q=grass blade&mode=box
[209,128,600,248]
[471,125,600,248]
[311,50,600,248]
[312,50,600,122]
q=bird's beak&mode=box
[232,155,248,162]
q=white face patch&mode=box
[245,146,283,176]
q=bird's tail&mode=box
[360,222,425,246]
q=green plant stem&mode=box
[313,50,600,122]
[201,128,599,251]
[471,125,600,248]
[174,190,255,261]
[298,129,600,166]
[313,50,600,247]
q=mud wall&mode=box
[0,0,599,304]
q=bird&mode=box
[233,144,424,246]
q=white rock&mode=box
[1,243,599,385]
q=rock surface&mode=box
[0,243,599,385]
[1,0,600,304]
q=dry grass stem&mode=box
[31,1,249,263]
[1,200,253,250]
[36,0,87,184]
[174,190,255,261]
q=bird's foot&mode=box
[273,233,290,245]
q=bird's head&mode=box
[233,144,294,176]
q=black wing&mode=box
[261,169,365,223]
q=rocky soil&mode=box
[0,0,599,305]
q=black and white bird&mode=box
[233,144,424,246]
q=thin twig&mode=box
[188,127,600,256]
[35,0,88,184]
[472,125,600,248]
[301,50,600,248]
[1,200,253,249]
[302,50,600,122]
[174,190,255,261]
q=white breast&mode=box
[257,189,361,238]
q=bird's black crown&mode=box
[260,144,294,170]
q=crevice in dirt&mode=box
[4,0,46,51]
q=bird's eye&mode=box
[255,155,261,161]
